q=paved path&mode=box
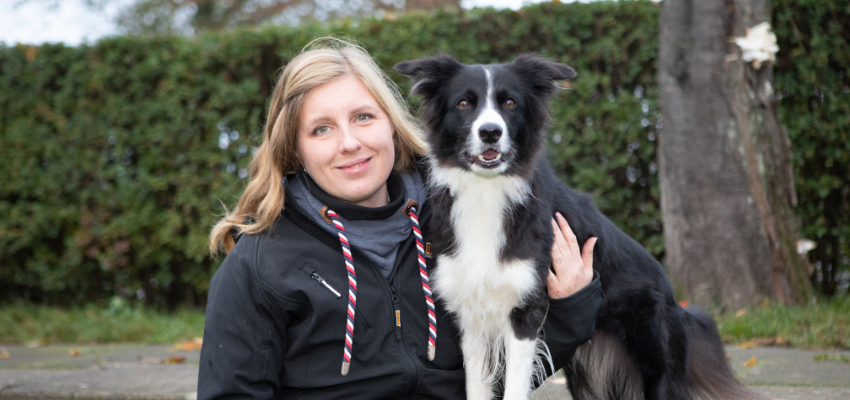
[1,344,848,399]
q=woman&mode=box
[199,38,601,399]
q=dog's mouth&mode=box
[467,149,506,169]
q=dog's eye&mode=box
[458,100,470,109]
[505,99,516,108]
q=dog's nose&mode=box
[478,124,502,143]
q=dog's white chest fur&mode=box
[430,165,543,399]
[430,166,537,321]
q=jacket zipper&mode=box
[311,271,341,298]
[285,201,422,398]
[391,286,402,340]
[337,227,421,398]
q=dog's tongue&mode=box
[481,149,499,161]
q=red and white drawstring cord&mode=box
[326,203,436,377]
[326,209,357,376]
[407,204,437,361]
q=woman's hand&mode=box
[547,212,597,299]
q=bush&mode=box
[0,0,846,308]
[773,0,850,296]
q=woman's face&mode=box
[297,74,395,208]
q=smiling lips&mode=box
[338,157,372,174]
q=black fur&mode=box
[396,54,752,400]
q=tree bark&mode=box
[657,0,812,309]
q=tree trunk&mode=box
[657,0,812,309]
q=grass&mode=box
[1,297,848,349]
[0,300,205,345]
[714,296,850,350]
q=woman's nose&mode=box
[339,125,362,154]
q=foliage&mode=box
[0,0,846,308]
[0,302,205,344]
[773,0,850,296]
[715,296,850,349]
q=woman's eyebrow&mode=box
[350,105,380,115]
[304,115,333,128]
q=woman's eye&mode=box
[356,114,372,122]
[458,100,470,109]
[315,126,330,135]
[505,99,516,108]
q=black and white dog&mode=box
[394,54,753,400]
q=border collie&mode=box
[394,54,754,400]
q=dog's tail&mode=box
[683,306,762,400]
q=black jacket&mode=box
[198,183,603,399]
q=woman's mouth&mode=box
[338,157,372,174]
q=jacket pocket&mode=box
[298,263,371,333]
[310,271,342,298]
[299,263,342,299]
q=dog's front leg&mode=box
[502,332,537,399]
[504,290,549,399]
[461,329,494,400]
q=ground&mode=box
[0,344,848,399]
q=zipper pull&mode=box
[391,286,402,340]
[312,272,341,298]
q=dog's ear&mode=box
[394,54,463,96]
[512,53,577,83]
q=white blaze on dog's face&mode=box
[467,67,511,176]
[394,54,576,177]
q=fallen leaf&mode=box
[814,354,828,362]
[139,356,163,364]
[678,300,689,308]
[739,341,757,349]
[167,356,186,364]
[69,348,81,356]
[0,347,9,360]
[735,309,747,317]
[744,356,758,367]
[725,353,731,360]
[175,337,203,351]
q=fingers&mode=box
[556,213,581,264]
[546,269,560,298]
[581,237,597,273]
[550,219,567,277]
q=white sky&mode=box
[0,0,561,46]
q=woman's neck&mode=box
[349,183,390,208]
[301,173,405,220]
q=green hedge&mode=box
[0,0,846,309]
[773,0,850,295]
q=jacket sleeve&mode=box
[197,235,287,399]
[537,270,603,384]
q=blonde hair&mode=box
[209,37,427,256]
